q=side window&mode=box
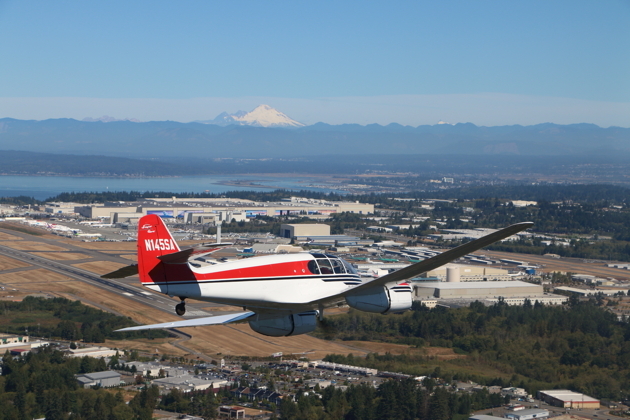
[307,260,320,274]
[317,259,333,275]
[330,259,346,274]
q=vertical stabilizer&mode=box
[137,214,181,284]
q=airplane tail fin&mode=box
[137,214,181,284]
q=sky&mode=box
[0,0,628,127]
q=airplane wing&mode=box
[115,311,255,332]
[309,222,533,306]
[157,242,234,264]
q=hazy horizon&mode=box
[1,94,629,128]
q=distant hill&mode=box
[0,117,627,159]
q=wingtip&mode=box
[516,221,534,228]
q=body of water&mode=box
[0,175,344,201]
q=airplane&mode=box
[104,214,532,337]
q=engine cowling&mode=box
[345,283,413,314]
[249,311,318,337]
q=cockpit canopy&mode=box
[307,253,358,275]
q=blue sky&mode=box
[0,0,628,126]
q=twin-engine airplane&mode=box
[105,214,532,337]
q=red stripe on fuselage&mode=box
[166,260,312,283]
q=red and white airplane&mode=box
[105,214,532,337]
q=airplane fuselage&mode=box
[143,252,362,310]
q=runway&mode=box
[0,226,213,318]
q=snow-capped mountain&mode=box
[200,105,304,128]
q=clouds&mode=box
[0,94,627,127]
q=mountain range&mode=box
[0,105,628,159]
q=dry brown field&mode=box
[180,323,367,359]
[0,228,394,359]
[340,341,463,360]
[31,252,91,261]
[105,337,189,357]
[342,340,422,355]
[63,241,137,251]
[0,223,54,237]
[0,254,31,270]
[0,252,357,358]
[0,241,68,251]
[0,232,23,241]
[72,261,129,275]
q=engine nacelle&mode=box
[345,283,413,314]
[249,311,318,337]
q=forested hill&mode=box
[3,149,630,180]
[0,117,628,159]
[314,299,630,400]
[5,183,629,205]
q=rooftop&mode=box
[416,281,539,290]
[540,389,599,402]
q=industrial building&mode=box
[504,409,549,420]
[555,286,627,297]
[280,223,330,239]
[537,390,600,409]
[74,196,374,222]
[76,371,121,388]
[421,263,513,282]
[311,361,378,375]
[414,281,543,299]
[0,333,28,345]
[413,281,568,306]
[66,346,118,358]
[151,374,228,392]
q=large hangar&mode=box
[414,281,543,299]
[537,390,599,409]
[423,263,512,282]
[280,223,330,239]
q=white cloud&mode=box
[0,94,628,127]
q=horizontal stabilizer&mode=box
[157,242,234,264]
[101,264,139,279]
[115,311,255,332]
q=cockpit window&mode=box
[316,258,333,274]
